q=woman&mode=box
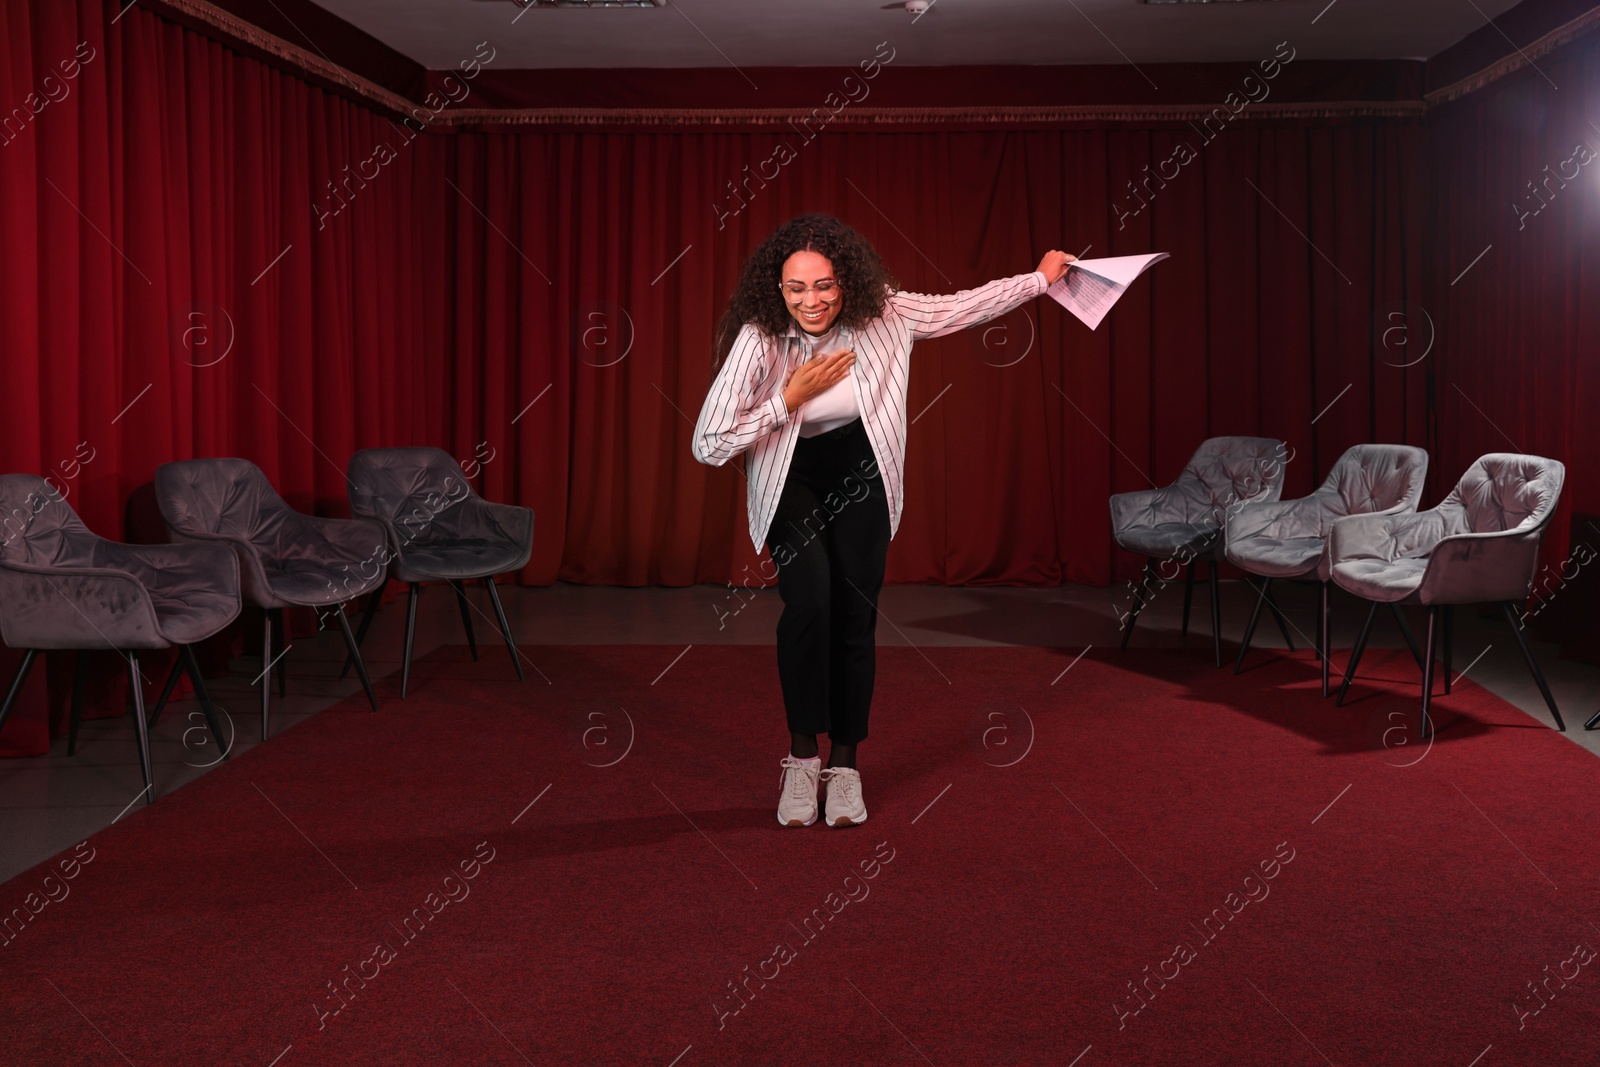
[692,214,1073,828]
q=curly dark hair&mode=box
[712,214,899,371]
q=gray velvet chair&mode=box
[1111,436,1289,667]
[1327,453,1566,735]
[1226,444,1430,693]
[154,459,386,739]
[0,474,240,804]
[343,447,534,697]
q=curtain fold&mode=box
[1427,36,1600,567]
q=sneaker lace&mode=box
[820,767,856,805]
[781,757,817,800]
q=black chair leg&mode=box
[271,608,288,698]
[1442,605,1454,695]
[1335,602,1380,707]
[401,582,422,698]
[1585,707,1600,730]
[179,644,230,760]
[1263,580,1295,652]
[1501,601,1565,731]
[146,654,184,733]
[484,577,526,683]
[0,648,39,737]
[1389,603,1426,675]
[1207,558,1223,669]
[335,604,380,713]
[1234,577,1268,675]
[1420,606,1438,739]
[126,652,154,806]
[1181,561,1195,638]
[1119,559,1158,652]
[451,580,479,661]
[340,587,384,681]
[1319,581,1332,699]
[260,608,274,741]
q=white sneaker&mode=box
[777,756,822,827]
[819,767,867,827]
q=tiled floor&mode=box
[2,579,1595,884]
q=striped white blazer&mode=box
[692,270,1049,551]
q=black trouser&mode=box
[764,418,890,747]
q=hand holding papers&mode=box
[1046,253,1170,331]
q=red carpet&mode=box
[2,643,1598,1066]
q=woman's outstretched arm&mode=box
[891,250,1075,341]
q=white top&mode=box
[793,324,862,437]
[692,271,1048,551]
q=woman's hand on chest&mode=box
[781,349,856,413]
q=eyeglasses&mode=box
[780,280,841,303]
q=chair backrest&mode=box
[0,474,97,567]
[154,458,296,549]
[346,447,479,542]
[1437,453,1564,536]
[1173,436,1289,514]
[1318,443,1429,517]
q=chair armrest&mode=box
[283,515,391,602]
[1327,512,1409,564]
[161,526,275,605]
[1364,498,1421,521]
[1418,527,1546,605]
[1225,499,1302,549]
[97,541,240,596]
[468,500,535,554]
[0,561,166,650]
[356,512,408,559]
[412,497,533,550]
[357,481,476,559]
[362,494,534,579]
[287,513,389,564]
[1109,488,1168,534]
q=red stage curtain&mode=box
[1427,32,1600,567]
[0,0,1432,752]
[443,120,1428,592]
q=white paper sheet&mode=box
[1046,253,1170,331]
